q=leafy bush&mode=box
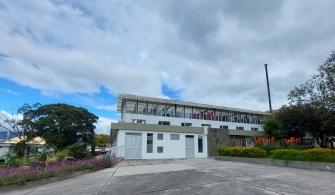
[4,154,19,167]
[102,155,113,168]
[53,150,70,160]
[270,148,335,163]
[218,147,267,158]
[66,143,88,159]
[256,144,282,154]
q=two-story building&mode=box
[111,94,270,159]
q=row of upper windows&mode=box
[132,119,258,131]
[124,99,264,125]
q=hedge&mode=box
[270,148,335,163]
[218,147,267,158]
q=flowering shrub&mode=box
[282,137,301,145]
[254,137,275,145]
[0,157,110,186]
[270,148,335,163]
[218,147,267,158]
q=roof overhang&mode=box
[228,130,265,137]
[111,122,204,134]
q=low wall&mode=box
[216,156,335,172]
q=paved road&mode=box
[2,158,335,195]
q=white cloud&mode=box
[0,0,335,111]
[95,104,117,112]
[95,116,117,135]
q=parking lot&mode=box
[3,158,335,195]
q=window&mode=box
[185,107,192,119]
[251,127,258,131]
[207,110,214,120]
[158,121,170,126]
[170,134,180,140]
[157,133,164,140]
[125,99,137,114]
[201,124,211,128]
[157,104,166,116]
[166,104,175,117]
[220,125,228,130]
[236,126,244,131]
[198,135,203,153]
[176,106,184,118]
[132,119,146,124]
[137,101,147,115]
[147,133,153,153]
[181,122,192,127]
[157,146,163,153]
[148,102,157,116]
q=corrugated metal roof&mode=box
[117,93,271,115]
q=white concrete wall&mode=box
[0,146,10,159]
[123,113,263,131]
[117,130,207,159]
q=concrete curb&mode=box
[216,156,335,172]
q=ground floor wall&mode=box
[0,146,14,159]
[116,130,208,159]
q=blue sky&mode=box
[0,77,178,133]
[0,77,178,119]
[1,0,335,133]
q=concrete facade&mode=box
[111,94,268,159]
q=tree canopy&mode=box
[30,104,98,150]
[284,51,335,147]
[263,116,281,139]
[95,134,110,148]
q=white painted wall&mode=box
[0,146,12,159]
[123,113,263,131]
[117,129,207,159]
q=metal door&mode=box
[185,135,195,158]
[125,133,142,159]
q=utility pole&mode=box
[264,64,272,113]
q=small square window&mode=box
[157,146,163,153]
[220,125,228,130]
[236,126,244,131]
[170,134,180,140]
[159,121,170,125]
[181,122,192,127]
[157,133,164,140]
[251,127,258,131]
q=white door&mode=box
[185,135,195,158]
[125,133,142,159]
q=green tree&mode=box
[0,103,41,156]
[263,116,281,139]
[276,105,321,139]
[30,104,98,152]
[288,51,335,110]
[287,51,335,147]
[95,134,110,148]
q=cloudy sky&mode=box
[1,0,335,133]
